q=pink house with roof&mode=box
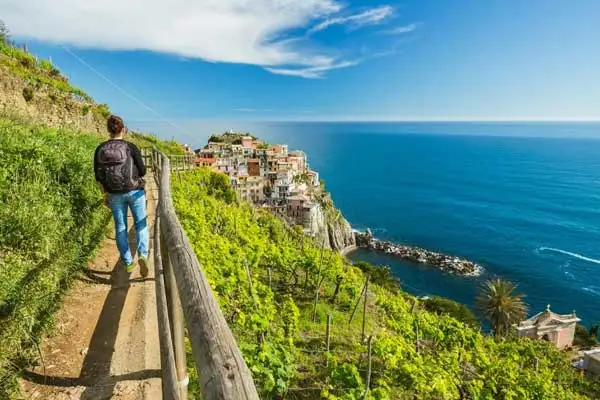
[514,305,580,349]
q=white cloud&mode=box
[307,6,394,34]
[383,23,419,35]
[1,0,393,77]
[265,60,360,78]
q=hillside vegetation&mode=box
[172,168,600,399]
[0,119,108,396]
[0,36,184,396]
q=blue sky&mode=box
[3,0,600,127]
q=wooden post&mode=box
[312,276,326,322]
[349,278,368,324]
[362,335,373,400]
[162,229,189,400]
[361,276,369,343]
[244,259,264,344]
[412,298,420,353]
[244,259,255,298]
[325,313,332,367]
[153,216,181,400]
[268,267,272,290]
[331,275,343,305]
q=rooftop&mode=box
[515,305,580,330]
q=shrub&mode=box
[0,119,109,397]
[96,104,110,118]
[38,59,53,72]
[574,323,598,349]
[22,87,34,102]
[353,260,401,292]
[423,296,479,328]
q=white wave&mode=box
[563,271,575,280]
[538,247,600,265]
[582,287,600,296]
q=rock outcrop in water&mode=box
[355,230,483,276]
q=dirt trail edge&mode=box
[20,179,162,400]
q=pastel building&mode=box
[194,157,216,169]
[514,305,580,349]
[583,348,600,376]
[307,170,320,187]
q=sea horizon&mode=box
[133,120,600,145]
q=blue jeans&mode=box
[108,189,149,265]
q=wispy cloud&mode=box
[307,6,394,35]
[233,108,273,113]
[3,0,395,78]
[382,23,419,35]
[265,60,360,79]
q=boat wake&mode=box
[582,286,600,296]
[538,247,600,265]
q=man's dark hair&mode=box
[107,115,125,137]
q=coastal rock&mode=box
[312,207,356,252]
[355,231,483,277]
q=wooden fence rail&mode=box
[149,146,259,400]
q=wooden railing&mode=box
[149,147,259,400]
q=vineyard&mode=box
[172,168,600,399]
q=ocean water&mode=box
[241,122,600,327]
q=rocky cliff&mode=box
[311,193,356,252]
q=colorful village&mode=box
[192,131,325,236]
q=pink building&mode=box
[514,305,580,349]
[241,136,254,148]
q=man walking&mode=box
[94,115,149,277]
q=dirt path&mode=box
[19,180,161,400]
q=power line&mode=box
[61,46,198,144]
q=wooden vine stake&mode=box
[244,258,264,344]
[362,335,373,400]
[325,313,332,367]
[331,275,343,305]
[268,267,272,290]
[244,259,255,299]
[312,276,326,322]
[361,276,369,343]
[414,299,421,354]
[349,276,369,324]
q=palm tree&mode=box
[476,278,528,337]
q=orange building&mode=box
[248,158,261,176]
[195,157,217,168]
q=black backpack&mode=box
[97,141,137,192]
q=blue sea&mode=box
[152,121,600,326]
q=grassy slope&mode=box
[172,168,600,400]
[0,42,184,397]
[0,119,108,397]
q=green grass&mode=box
[128,131,185,155]
[0,44,92,102]
[0,118,109,398]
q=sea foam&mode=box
[538,247,600,265]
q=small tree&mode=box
[424,296,479,328]
[476,278,527,337]
[0,19,10,45]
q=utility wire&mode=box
[61,46,198,144]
